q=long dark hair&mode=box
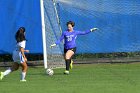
[15,27,26,43]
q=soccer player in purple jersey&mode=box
[51,21,98,74]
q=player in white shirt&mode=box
[0,27,29,82]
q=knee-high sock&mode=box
[66,59,71,71]
[21,72,26,80]
[3,68,12,76]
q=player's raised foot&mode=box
[0,72,4,80]
[20,79,27,82]
[70,60,73,69]
[64,70,69,75]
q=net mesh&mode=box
[56,0,140,54]
[43,0,65,68]
[42,0,140,64]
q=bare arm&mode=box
[24,50,29,53]
[20,47,27,62]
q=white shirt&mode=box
[15,40,26,51]
[13,40,26,63]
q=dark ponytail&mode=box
[15,27,26,43]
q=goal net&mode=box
[40,0,140,66]
[41,0,65,69]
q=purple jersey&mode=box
[55,30,91,49]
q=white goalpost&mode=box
[40,0,65,69]
[40,0,47,69]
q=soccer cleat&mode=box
[64,70,69,75]
[70,60,73,69]
[0,72,4,80]
[20,79,27,82]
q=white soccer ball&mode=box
[46,69,54,76]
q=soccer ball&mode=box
[46,69,54,76]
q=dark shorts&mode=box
[64,47,76,54]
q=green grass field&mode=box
[0,63,140,93]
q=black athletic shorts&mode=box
[64,47,76,54]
